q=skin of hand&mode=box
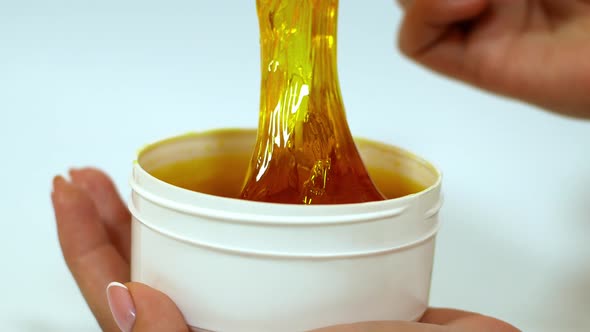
[51,168,520,332]
[397,0,590,119]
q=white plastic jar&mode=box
[129,129,442,332]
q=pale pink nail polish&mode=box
[107,282,136,332]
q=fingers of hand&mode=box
[421,308,521,332]
[120,282,189,332]
[311,308,520,332]
[69,168,130,226]
[52,176,129,331]
[69,168,132,261]
[312,321,447,332]
[397,0,411,9]
[398,0,488,75]
[52,176,111,266]
[420,308,478,325]
[445,314,521,332]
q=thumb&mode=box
[106,282,189,332]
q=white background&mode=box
[1,1,589,331]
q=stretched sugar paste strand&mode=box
[241,0,385,204]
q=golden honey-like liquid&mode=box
[150,152,425,200]
[240,0,386,204]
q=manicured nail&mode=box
[52,175,66,189]
[51,176,68,201]
[107,282,136,332]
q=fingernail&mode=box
[52,176,82,206]
[68,168,94,192]
[68,169,84,187]
[107,282,136,332]
[51,176,67,200]
[53,176,66,189]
